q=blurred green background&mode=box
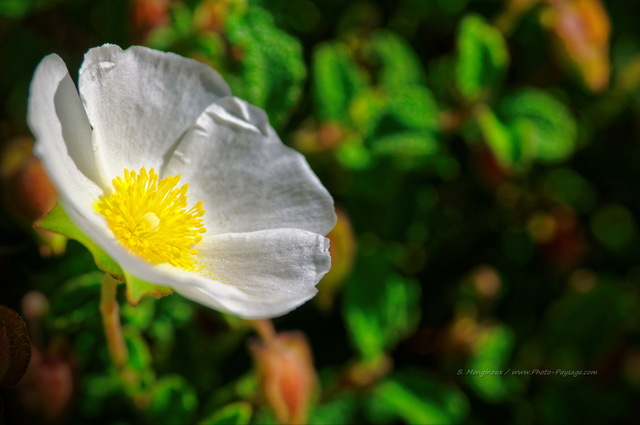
[2,0,640,424]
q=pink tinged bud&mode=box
[250,332,316,425]
[543,0,611,92]
[18,342,75,423]
[130,0,170,42]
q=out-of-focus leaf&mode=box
[226,7,306,128]
[336,141,372,171]
[199,401,252,425]
[499,89,578,163]
[0,306,31,387]
[474,106,519,168]
[590,203,636,250]
[545,281,626,360]
[123,326,152,374]
[456,14,509,101]
[370,30,426,90]
[371,131,439,159]
[309,393,358,425]
[373,86,440,135]
[48,271,102,330]
[121,296,156,332]
[365,372,469,425]
[343,247,421,361]
[543,168,598,213]
[312,42,367,123]
[146,374,198,425]
[349,87,386,137]
[465,325,516,402]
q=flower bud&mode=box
[542,0,611,92]
[18,340,75,424]
[130,0,170,43]
[250,332,316,425]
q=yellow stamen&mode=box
[94,167,206,271]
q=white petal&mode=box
[178,229,331,318]
[163,97,337,236]
[78,44,231,180]
[28,53,105,217]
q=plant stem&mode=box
[250,319,277,344]
[100,274,128,371]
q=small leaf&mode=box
[124,270,173,306]
[370,30,426,90]
[499,88,578,163]
[312,42,367,123]
[371,86,440,136]
[456,14,509,101]
[226,7,306,128]
[366,372,469,425]
[474,105,519,168]
[309,393,358,425]
[146,374,199,425]
[0,306,31,387]
[35,204,123,277]
[48,272,102,330]
[343,248,421,361]
[123,326,152,373]
[465,325,516,402]
[198,402,252,425]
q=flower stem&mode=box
[250,319,277,344]
[100,274,128,371]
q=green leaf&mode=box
[199,402,252,425]
[343,248,421,361]
[312,42,367,123]
[309,393,358,425]
[48,272,102,330]
[370,30,426,90]
[455,14,509,101]
[372,131,439,158]
[465,325,516,402]
[365,372,469,425]
[590,204,636,251]
[226,7,306,128]
[36,204,123,277]
[474,105,520,168]
[123,326,153,373]
[146,374,198,425]
[499,89,578,163]
[372,86,440,136]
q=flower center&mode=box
[94,168,206,271]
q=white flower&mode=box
[28,44,336,319]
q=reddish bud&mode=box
[543,0,611,92]
[250,332,316,425]
[130,0,170,42]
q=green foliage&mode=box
[199,402,252,425]
[365,373,469,424]
[343,246,421,361]
[312,42,367,123]
[226,7,306,128]
[465,325,517,402]
[369,30,426,90]
[456,14,509,101]
[498,89,578,164]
